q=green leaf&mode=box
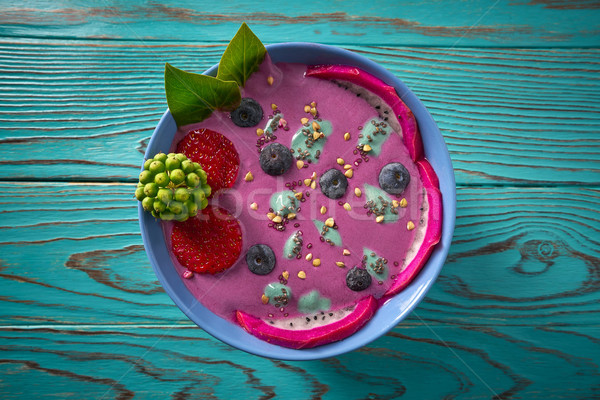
[217,22,266,87]
[164,63,241,126]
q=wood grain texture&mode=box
[0,325,598,399]
[1,0,599,46]
[1,40,599,185]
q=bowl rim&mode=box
[140,42,456,360]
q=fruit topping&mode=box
[346,267,372,291]
[383,159,443,298]
[246,244,276,275]
[177,128,240,193]
[290,119,332,163]
[236,295,377,349]
[298,290,331,313]
[378,162,410,195]
[284,231,303,259]
[313,219,342,247]
[264,282,291,306]
[230,97,263,127]
[306,64,424,162]
[136,152,211,221]
[171,205,242,274]
[318,169,348,199]
[259,142,293,176]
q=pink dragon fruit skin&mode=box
[383,159,442,298]
[235,64,442,350]
[236,296,377,350]
[306,65,424,162]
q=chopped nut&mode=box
[312,258,321,267]
[343,164,352,170]
[244,171,254,182]
[335,261,345,268]
[271,103,278,111]
[272,215,283,223]
[376,215,385,223]
[344,132,351,141]
[354,188,362,197]
[392,200,400,208]
[407,221,415,230]
[294,192,303,200]
[344,169,354,178]
[320,206,327,215]
[287,213,297,220]
[261,294,269,304]
[400,198,408,208]
[343,202,351,211]
[303,105,311,113]
[312,121,321,131]
[325,217,335,227]
[343,249,351,256]
[336,158,345,165]
[304,178,312,187]
[267,212,276,220]
[310,180,316,189]
[250,202,258,210]
[311,172,317,180]
[301,117,309,125]
[309,107,317,116]
[256,128,264,136]
[312,131,321,140]
[305,253,313,261]
[363,144,372,152]
[298,270,306,279]
[310,101,317,107]
[267,76,274,85]
[296,160,305,169]
[282,271,289,280]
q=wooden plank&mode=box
[0,182,598,327]
[0,325,598,399]
[1,0,600,47]
[1,40,599,185]
[0,183,184,326]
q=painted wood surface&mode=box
[1,40,599,185]
[1,1,600,399]
[1,1,600,47]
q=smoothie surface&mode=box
[163,57,427,324]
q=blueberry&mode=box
[378,162,410,195]
[231,97,263,127]
[319,169,348,199]
[259,143,293,176]
[246,244,276,275]
[346,267,372,291]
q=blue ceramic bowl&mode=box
[140,43,456,361]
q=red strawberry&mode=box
[176,128,240,194]
[171,205,242,274]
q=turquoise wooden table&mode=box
[1,1,599,398]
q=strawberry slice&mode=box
[176,128,240,193]
[171,205,242,274]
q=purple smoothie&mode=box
[163,56,425,324]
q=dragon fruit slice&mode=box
[236,296,377,349]
[383,159,442,298]
[306,65,424,162]
[306,64,441,298]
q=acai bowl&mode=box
[138,24,455,361]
